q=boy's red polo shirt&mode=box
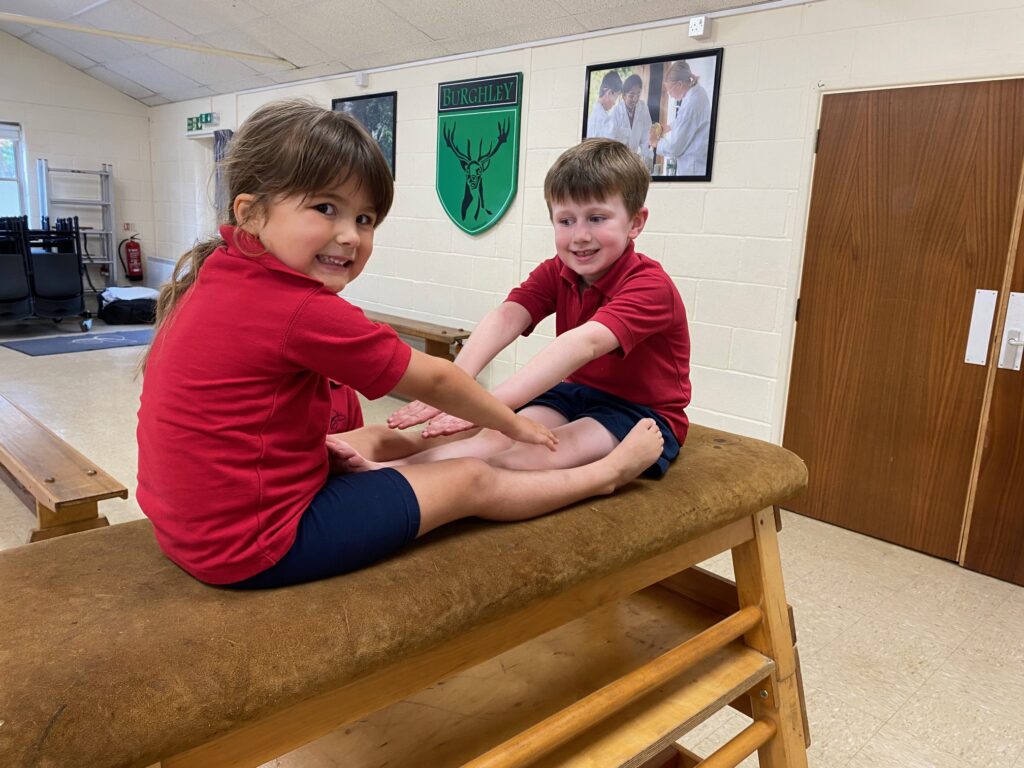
[506,242,691,442]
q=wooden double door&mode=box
[784,79,1024,585]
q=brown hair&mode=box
[143,99,394,369]
[543,138,650,217]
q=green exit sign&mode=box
[186,112,218,132]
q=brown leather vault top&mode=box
[0,425,806,768]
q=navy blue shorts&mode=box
[524,382,681,477]
[225,467,420,589]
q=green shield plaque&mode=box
[436,73,522,235]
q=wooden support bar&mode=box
[659,566,798,646]
[463,606,763,768]
[697,719,777,768]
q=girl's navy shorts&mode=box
[524,382,681,477]
[226,467,420,589]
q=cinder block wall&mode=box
[144,0,1024,441]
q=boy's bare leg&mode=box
[336,406,569,470]
[485,417,620,471]
[397,419,664,536]
[392,413,619,472]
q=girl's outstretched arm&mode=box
[388,301,532,431]
[391,350,556,450]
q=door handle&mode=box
[997,292,1024,371]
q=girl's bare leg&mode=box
[330,424,477,466]
[396,418,664,536]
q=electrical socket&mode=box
[688,15,709,39]
[122,222,133,231]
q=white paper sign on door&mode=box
[965,289,998,366]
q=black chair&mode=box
[1,216,92,331]
[0,218,33,322]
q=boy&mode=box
[381,138,690,477]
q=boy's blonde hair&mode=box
[544,138,650,217]
[144,99,393,369]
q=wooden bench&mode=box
[364,309,471,360]
[0,392,127,542]
[0,426,809,767]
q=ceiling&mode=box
[0,0,775,106]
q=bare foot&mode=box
[326,437,385,473]
[599,418,664,492]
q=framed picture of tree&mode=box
[332,91,397,178]
[583,49,723,181]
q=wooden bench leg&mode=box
[30,499,109,543]
[731,508,808,768]
[423,338,455,360]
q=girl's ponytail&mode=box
[139,235,222,371]
[154,236,222,326]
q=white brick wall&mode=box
[140,0,1024,442]
[0,32,153,283]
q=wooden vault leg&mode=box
[731,507,808,768]
[30,499,109,543]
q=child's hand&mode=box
[325,435,372,474]
[420,413,477,438]
[387,400,441,429]
[503,414,558,451]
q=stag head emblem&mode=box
[442,118,510,221]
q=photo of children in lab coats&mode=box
[582,49,722,181]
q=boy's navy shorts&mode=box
[226,467,420,589]
[524,382,681,477]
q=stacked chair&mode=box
[0,217,33,322]
[0,216,92,331]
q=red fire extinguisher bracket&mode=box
[118,235,145,283]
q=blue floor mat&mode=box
[0,329,153,356]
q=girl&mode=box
[137,99,662,589]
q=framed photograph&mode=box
[332,91,397,177]
[582,49,723,182]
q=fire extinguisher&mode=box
[118,235,145,282]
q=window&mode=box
[0,122,27,217]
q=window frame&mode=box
[0,122,29,217]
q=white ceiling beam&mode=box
[0,11,294,68]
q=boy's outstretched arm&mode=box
[388,302,532,429]
[491,320,620,409]
[415,319,620,438]
[390,348,556,450]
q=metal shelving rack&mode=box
[37,159,118,290]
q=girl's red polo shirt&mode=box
[137,227,410,584]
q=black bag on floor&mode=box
[98,288,157,324]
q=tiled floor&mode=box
[1,320,1022,767]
